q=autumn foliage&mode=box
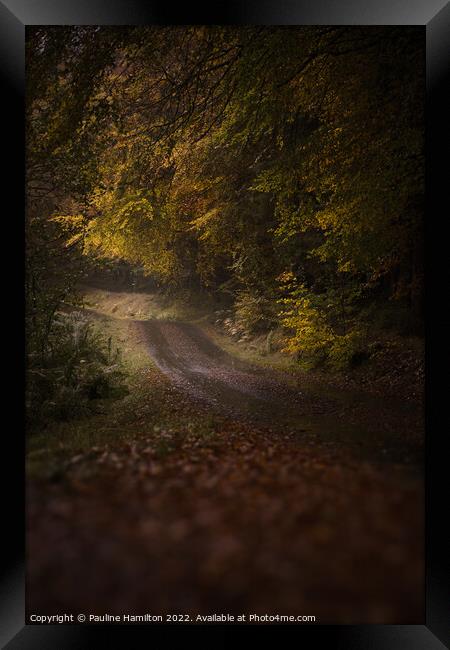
[26,26,424,370]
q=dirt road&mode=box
[137,319,422,464]
[27,307,424,624]
[138,320,331,418]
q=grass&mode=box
[204,324,296,371]
[27,285,424,479]
[80,284,212,322]
[26,308,214,480]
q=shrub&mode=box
[278,280,334,367]
[26,311,128,426]
[278,274,369,370]
[233,290,278,334]
[328,329,369,370]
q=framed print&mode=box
[1,0,448,647]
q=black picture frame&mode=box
[1,1,448,647]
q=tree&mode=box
[26,26,425,369]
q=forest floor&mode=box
[26,285,424,624]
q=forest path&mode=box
[136,319,331,422]
[27,288,424,623]
[135,318,422,464]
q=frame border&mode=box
[2,1,448,647]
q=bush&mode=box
[328,329,369,370]
[278,275,369,370]
[26,311,128,426]
[233,290,278,334]
[278,281,334,367]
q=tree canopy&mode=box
[26,26,424,368]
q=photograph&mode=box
[24,25,426,625]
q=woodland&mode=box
[26,26,425,622]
